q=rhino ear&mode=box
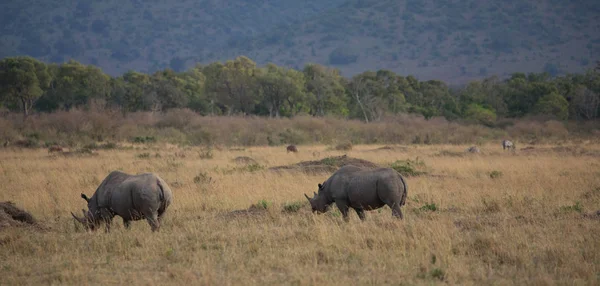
[81,193,90,202]
[318,183,322,189]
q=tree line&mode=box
[1,56,599,123]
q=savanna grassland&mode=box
[1,143,600,285]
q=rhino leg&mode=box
[390,203,404,220]
[145,212,160,232]
[354,208,367,221]
[335,201,350,222]
[123,219,131,229]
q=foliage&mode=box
[0,56,599,126]
[282,201,304,213]
[489,170,503,179]
[391,157,427,176]
[419,203,438,212]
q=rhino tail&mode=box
[156,179,165,203]
[397,172,408,206]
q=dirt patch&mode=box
[232,156,257,165]
[0,201,41,230]
[269,155,379,174]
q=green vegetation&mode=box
[282,201,304,213]
[391,158,428,177]
[1,56,598,124]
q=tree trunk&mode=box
[20,97,29,118]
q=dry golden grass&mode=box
[1,143,600,285]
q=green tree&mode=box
[533,92,569,120]
[179,64,209,114]
[110,71,153,112]
[203,56,260,115]
[0,57,51,117]
[303,63,347,116]
[257,63,306,118]
[38,60,111,111]
[149,69,188,111]
[464,103,497,126]
[347,70,407,122]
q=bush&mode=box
[132,136,156,144]
[253,200,271,210]
[199,148,213,159]
[334,142,353,151]
[419,203,438,212]
[560,202,583,213]
[193,172,212,184]
[136,152,151,159]
[283,201,304,213]
[489,170,503,179]
[391,157,427,176]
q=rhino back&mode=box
[89,171,132,210]
[108,173,164,220]
[347,168,407,208]
[322,165,363,200]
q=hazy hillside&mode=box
[1,0,599,82]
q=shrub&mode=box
[419,203,438,212]
[334,142,353,151]
[132,136,156,144]
[560,201,583,213]
[136,152,151,159]
[193,172,212,184]
[489,170,503,179]
[391,157,427,176]
[199,148,213,159]
[254,200,271,210]
[283,201,304,213]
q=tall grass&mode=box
[1,144,599,284]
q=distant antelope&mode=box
[502,140,515,151]
[286,145,298,153]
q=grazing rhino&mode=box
[71,171,173,232]
[287,145,298,153]
[305,165,407,221]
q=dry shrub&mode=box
[0,110,596,147]
[334,141,353,151]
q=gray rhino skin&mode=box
[71,171,173,232]
[305,165,407,221]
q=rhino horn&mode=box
[81,193,90,202]
[71,211,86,224]
[304,193,311,201]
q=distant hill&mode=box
[1,0,599,83]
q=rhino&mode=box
[305,165,407,221]
[71,171,173,232]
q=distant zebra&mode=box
[502,140,515,151]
